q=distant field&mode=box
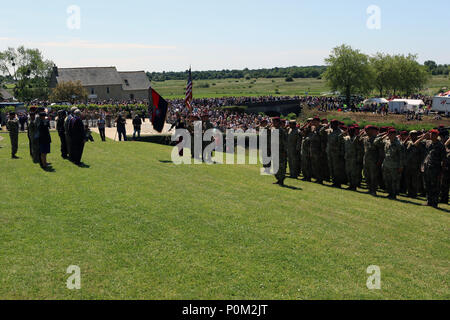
[424,75,450,95]
[151,78,329,99]
[151,76,450,100]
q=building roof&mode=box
[119,71,151,91]
[0,88,14,101]
[56,67,123,86]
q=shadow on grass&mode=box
[280,184,302,191]
[42,166,55,173]
[435,207,450,213]
[159,160,174,164]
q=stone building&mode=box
[49,66,151,101]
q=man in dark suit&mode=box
[69,109,86,165]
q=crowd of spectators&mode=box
[1,94,440,133]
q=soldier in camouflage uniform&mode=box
[287,120,301,178]
[6,112,19,159]
[353,125,364,187]
[374,127,389,191]
[361,125,380,196]
[326,120,346,188]
[379,129,405,200]
[399,131,410,194]
[27,111,40,163]
[440,143,450,204]
[301,123,312,182]
[310,117,324,184]
[344,126,364,190]
[415,130,446,208]
[320,119,330,182]
[439,131,449,204]
[404,131,423,198]
[272,117,287,186]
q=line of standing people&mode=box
[270,116,449,209]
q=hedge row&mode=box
[47,104,149,112]
[7,104,149,113]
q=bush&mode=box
[49,81,88,102]
[196,82,210,88]
[285,76,294,82]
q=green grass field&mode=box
[151,76,450,100]
[0,133,449,300]
[151,77,328,99]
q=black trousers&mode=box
[71,141,85,164]
[58,131,68,158]
[99,128,106,141]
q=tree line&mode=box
[424,61,450,76]
[324,44,432,105]
[146,66,327,82]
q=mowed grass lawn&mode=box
[0,132,449,300]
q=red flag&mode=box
[149,88,168,133]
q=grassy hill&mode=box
[0,132,449,299]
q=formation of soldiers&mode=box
[267,116,449,209]
[4,106,449,208]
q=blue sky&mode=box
[1,0,449,71]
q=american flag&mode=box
[185,67,193,111]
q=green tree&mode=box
[391,54,430,96]
[324,44,373,105]
[49,81,88,103]
[371,53,396,97]
[0,46,54,101]
[424,60,437,72]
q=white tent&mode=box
[388,99,424,113]
[363,98,389,105]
